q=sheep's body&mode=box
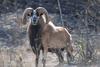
[22,7,73,67]
[34,7,73,67]
[42,22,71,49]
[28,24,41,54]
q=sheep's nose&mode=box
[33,15,37,22]
[31,10,39,25]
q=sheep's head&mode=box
[22,7,33,25]
[34,7,49,24]
[22,7,49,25]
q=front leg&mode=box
[42,48,48,67]
[36,52,39,67]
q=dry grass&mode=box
[0,45,35,67]
[0,12,100,67]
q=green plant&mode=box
[74,39,86,63]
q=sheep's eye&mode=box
[40,13,43,16]
[27,12,33,16]
[31,12,33,16]
[27,13,31,16]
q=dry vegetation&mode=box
[0,10,100,67]
[0,0,100,67]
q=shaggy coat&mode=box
[21,7,65,67]
[34,7,73,67]
[22,8,42,67]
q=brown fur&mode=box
[35,7,73,67]
[21,7,65,67]
[22,7,42,67]
[21,7,73,67]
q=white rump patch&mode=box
[42,14,46,23]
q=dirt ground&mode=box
[0,12,100,67]
[0,37,99,67]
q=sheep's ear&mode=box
[35,7,49,23]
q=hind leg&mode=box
[56,49,64,63]
[66,43,74,64]
[67,48,73,64]
[42,48,48,67]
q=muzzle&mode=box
[31,10,39,25]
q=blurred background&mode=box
[0,0,100,67]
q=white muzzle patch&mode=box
[31,10,39,25]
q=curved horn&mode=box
[22,7,33,24]
[35,7,49,23]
